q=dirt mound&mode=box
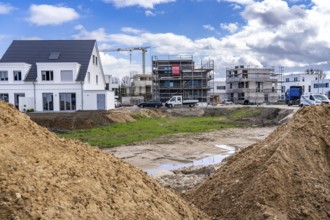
[0,101,207,220]
[185,105,330,219]
[107,107,168,123]
[28,107,168,130]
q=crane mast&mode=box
[100,47,150,74]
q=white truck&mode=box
[165,96,198,108]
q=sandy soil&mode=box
[105,127,276,172]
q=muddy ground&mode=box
[28,105,296,193]
[105,126,277,193]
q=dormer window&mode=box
[42,71,54,81]
[0,71,8,81]
[14,71,22,81]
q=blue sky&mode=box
[0,0,329,79]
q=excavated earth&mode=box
[185,105,330,220]
[0,101,208,220]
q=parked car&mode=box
[222,99,234,105]
[115,100,122,108]
[138,100,163,108]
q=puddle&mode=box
[146,144,236,175]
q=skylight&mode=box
[48,52,60,60]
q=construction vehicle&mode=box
[285,86,303,106]
[165,96,198,108]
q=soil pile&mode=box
[28,107,168,130]
[0,101,207,220]
[185,105,330,219]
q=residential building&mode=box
[226,65,278,104]
[104,75,120,99]
[120,72,152,106]
[152,55,214,103]
[281,72,321,96]
[209,78,226,104]
[311,78,330,98]
[0,40,114,111]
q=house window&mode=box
[93,55,95,64]
[96,75,98,84]
[0,93,9,102]
[308,85,311,92]
[42,71,54,81]
[95,57,98,66]
[42,93,53,111]
[294,77,298,82]
[87,72,91,83]
[302,77,305,82]
[285,78,289,82]
[230,83,232,89]
[60,70,73,81]
[14,71,22,81]
[60,93,76,111]
[0,71,8,81]
[216,86,226,90]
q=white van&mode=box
[299,94,330,106]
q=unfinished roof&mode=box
[0,40,96,82]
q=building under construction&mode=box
[226,65,278,104]
[152,55,214,103]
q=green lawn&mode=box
[59,116,239,148]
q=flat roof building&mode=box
[152,55,214,103]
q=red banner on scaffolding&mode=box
[171,64,180,76]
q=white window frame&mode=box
[14,71,22,81]
[0,71,8,81]
[60,70,73,82]
[41,71,54,81]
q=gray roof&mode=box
[0,40,96,82]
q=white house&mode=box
[0,40,114,111]
[280,72,321,96]
[311,78,330,98]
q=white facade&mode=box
[0,43,115,111]
[311,79,330,98]
[280,73,320,97]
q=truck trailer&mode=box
[165,96,198,108]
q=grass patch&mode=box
[59,116,239,148]
[230,107,265,120]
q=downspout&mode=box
[33,81,36,111]
[81,81,84,110]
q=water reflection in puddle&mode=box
[146,144,236,175]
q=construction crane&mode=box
[100,47,150,74]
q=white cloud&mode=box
[0,2,14,14]
[74,0,330,75]
[220,23,239,33]
[145,10,156,16]
[27,4,79,26]
[100,53,144,79]
[221,0,255,5]
[203,24,215,31]
[102,0,175,9]
[121,27,144,34]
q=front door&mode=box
[14,93,25,109]
[97,94,106,110]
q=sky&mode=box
[0,0,329,79]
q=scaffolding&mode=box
[152,55,214,103]
[225,65,279,104]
